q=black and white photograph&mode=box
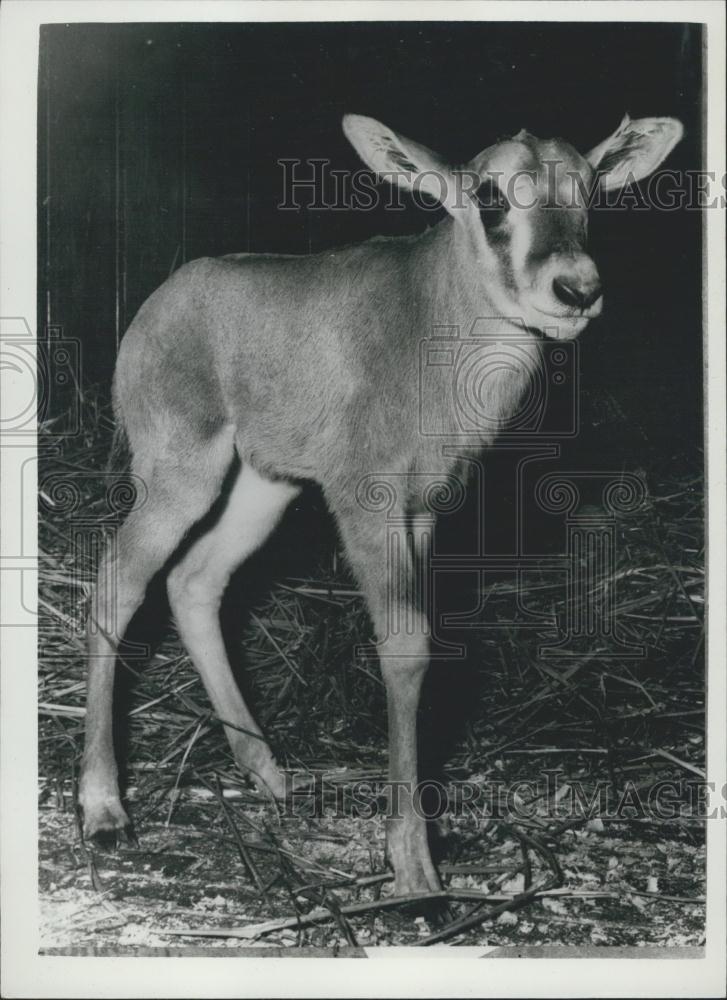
[0,1,725,996]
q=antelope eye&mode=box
[475,179,509,228]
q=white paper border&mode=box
[1,2,724,997]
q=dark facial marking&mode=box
[526,205,587,268]
[388,147,419,174]
[475,178,509,232]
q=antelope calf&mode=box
[80,112,682,895]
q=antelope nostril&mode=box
[582,285,603,309]
[552,278,584,308]
[552,278,602,311]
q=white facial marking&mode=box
[509,208,532,281]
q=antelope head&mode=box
[344,113,683,339]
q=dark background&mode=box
[38,20,703,462]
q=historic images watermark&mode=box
[352,315,649,662]
[2,317,84,633]
[418,320,579,439]
[278,159,725,213]
[282,770,724,822]
[1,317,149,657]
[354,464,649,662]
[1,318,81,438]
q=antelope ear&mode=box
[586,114,684,191]
[343,114,461,214]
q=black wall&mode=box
[38,21,703,458]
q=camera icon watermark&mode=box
[419,317,579,440]
[0,316,81,437]
[0,317,81,437]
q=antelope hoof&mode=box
[246,756,288,801]
[80,793,132,843]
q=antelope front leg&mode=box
[382,653,441,895]
[333,495,440,896]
